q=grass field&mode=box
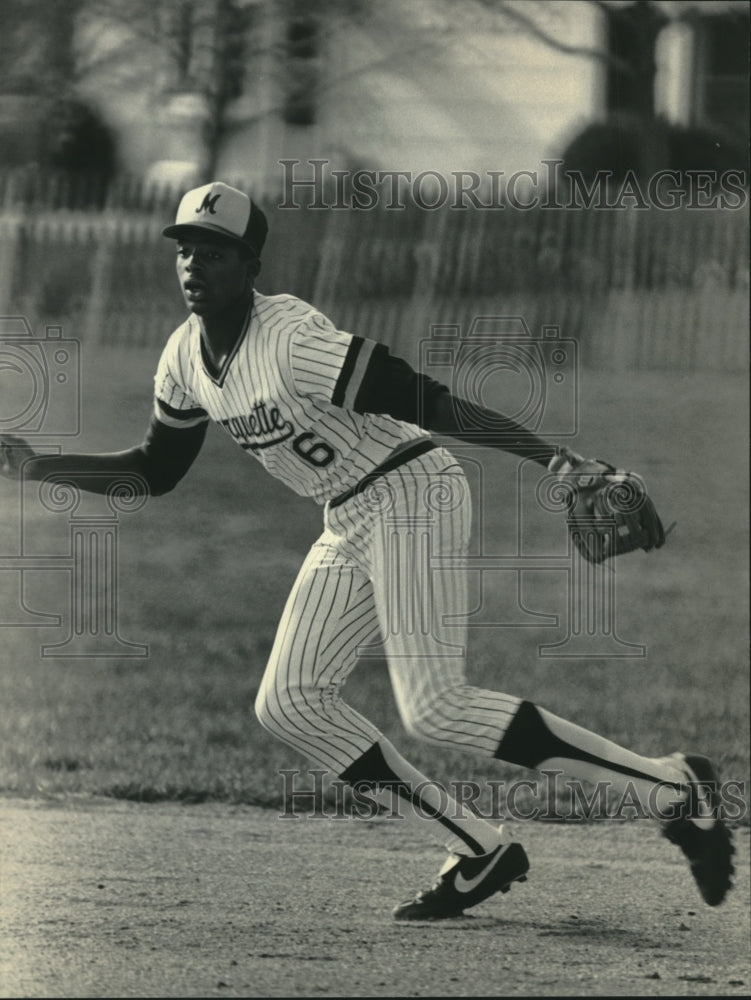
[0,343,748,820]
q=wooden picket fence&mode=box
[0,171,747,371]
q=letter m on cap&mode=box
[196,192,221,215]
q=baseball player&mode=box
[0,182,733,919]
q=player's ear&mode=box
[246,255,261,281]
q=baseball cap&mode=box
[162,181,268,256]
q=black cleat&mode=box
[392,841,529,921]
[663,752,734,907]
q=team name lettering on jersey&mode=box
[221,402,294,451]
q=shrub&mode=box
[559,116,749,184]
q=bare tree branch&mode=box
[469,0,638,77]
[473,0,651,77]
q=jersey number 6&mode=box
[293,432,335,468]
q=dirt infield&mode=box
[1,799,748,998]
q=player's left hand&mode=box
[549,445,669,563]
[0,433,37,480]
[548,445,612,480]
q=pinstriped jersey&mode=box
[153,291,429,504]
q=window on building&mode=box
[605,2,666,119]
[283,1,320,126]
[695,11,750,140]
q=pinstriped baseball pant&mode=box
[255,446,521,778]
[255,446,689,854]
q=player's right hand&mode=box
[0,434,37,480]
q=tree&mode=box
[0,0,82,96]
[73,0,374,182]
[0,0,268,181]
[72,0,256,181]
[0,0,486,183]
[0,0,118,196]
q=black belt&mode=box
[329,439,438,509]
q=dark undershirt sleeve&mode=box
[138,412,208,494]
[346,344,555,466]
[23,411,208,497]
[350,344,448,425]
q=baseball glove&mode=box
[549,446,668,564]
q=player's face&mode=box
[175,238,255,317]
